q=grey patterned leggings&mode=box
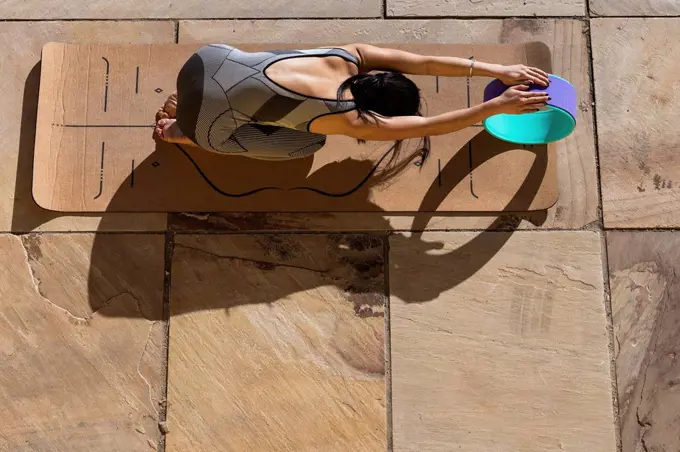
[175,45,337,160]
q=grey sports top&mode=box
[175,44,359,160]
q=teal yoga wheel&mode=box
[482,74,576,145]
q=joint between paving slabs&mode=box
[581,11,623,451]
[0,14,677,21]
[599,232,623,452]
[581,13,620,445]
[157,231,174,451]
[581,17,606,232]
[382,234,394,451]
[382,14,589,20]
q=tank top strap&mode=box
[318,47,360,67]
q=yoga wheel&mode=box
[482,74,576,145]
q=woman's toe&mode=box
[155,119,172,140]
[156,109,170,121]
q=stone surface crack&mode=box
[398,316,584,358]
[401,316,456,336]
[499,266,546,279]
[545,265,598,289]
[175,243,330,275]
[332,397,358,415]
[500,265,597,290]
[137,321,160,419]
[634,268,669,452]
[19,237,90,325]
[103,291,151,321]
[18,237,151,324]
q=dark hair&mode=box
[337,71,431,182]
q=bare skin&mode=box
[154,92,194,145]
[155,44,550,145]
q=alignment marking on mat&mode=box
[94,141,105,199]
[465,57,473,108]
[437,158,442,187]
[290,146,397,197]
[173,141,399,198]
[467,142,478,199]
[102,57,110,113]
[414,146,428,167]
[135,66,140,94]
[130,159,135,188]
[174,144,281,197]
[465,57,478,199]
[53,124,155,128]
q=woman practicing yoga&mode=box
[155,43,549,162]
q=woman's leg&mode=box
[155,90,191,143]
[226,124,327,159]
[155,49,206,142]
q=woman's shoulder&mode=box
[315,45,364,66]
[308,109,359,135]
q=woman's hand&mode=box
[489,84,550,115]
[496,64,550,87]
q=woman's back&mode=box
[176,44,360,159]
[261,47,359,105]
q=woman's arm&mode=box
[311,84,549,141]
[342,43,549,86]
[338,102,498,141]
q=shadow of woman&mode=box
[86,129,548,320]
[7,60,547,320]
[11,60,549,323]
[389,137,548,303]
[10,55,551,324]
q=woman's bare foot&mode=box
[155,92,178,121]
[163,92,178,117]
[156,108,170,121]
[155,118,194,145]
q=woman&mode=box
[155,43,549,163]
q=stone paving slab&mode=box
[387,0,584,17]
[0,0,381,19]
[592,18,680,228]
[0,22,171,232]
[590,0,680,16]
[166,234,386,451]
[175,19,597,232]
[389,231,615,451]
[0,233,165,451]
[607,231,680,452]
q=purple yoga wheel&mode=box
[482,74,577,144]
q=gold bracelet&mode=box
[469,58,475,77]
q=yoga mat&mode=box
[33,42,557,213]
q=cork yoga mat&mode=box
[33,42,557,213]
